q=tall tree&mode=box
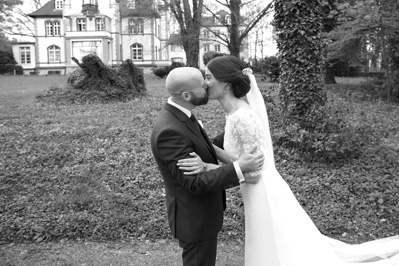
[0,32,13,52]
[0,0,37,38]
[274,0,326,129]
[202,0,274,57]
[0,0,23,24]
[326,0,399,100]
[165,0,204,68]
[321,0,340,84]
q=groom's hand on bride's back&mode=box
[237,146,264,173]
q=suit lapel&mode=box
[164,103,217,161]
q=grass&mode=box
[0,74,398,265]
[0,75,69,107]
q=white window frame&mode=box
[95,18,105,31]
[131,43,143,60]
[20,47,31,64]
[77,18,86,31]
[127,0,135,9]
[53,21,60,36]
[225,15,231,25]
[48,45,61,62]
[204,44,210,52]
[129,18,144,34]
[46,21,53,36]
[214,44,220,52]
[55,0,63,9]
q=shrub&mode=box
[0,51,22,75]
[117,59,146,95]
[170,61,185,71]
[14,65,23,75]
[0,64,21,75]
[152,61,185,78]
[38,54,146,104]
[359,73,399,103]
[202,51,224,66]
[253,56,280,82]
[271,93,372,162]
[153,67,169,78]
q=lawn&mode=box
[0,74,398,265]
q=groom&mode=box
[150,67,263,266]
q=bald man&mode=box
[150,67,263,266]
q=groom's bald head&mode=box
[166,67,204,95]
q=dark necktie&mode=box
[190,114,202,133]
[190,114,216,159]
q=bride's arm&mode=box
[213,144,232,164]
[230,114,264,184]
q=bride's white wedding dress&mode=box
[222,73,399,266]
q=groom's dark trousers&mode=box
[151,103,239,266]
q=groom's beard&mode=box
[190,93,209,106]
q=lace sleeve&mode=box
[230,111,264,177]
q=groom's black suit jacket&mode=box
[151,103,239,243]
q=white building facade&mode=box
[12,0,249,75]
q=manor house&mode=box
[12,0,248,75]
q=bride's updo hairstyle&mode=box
[206,55,251,98]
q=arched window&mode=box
[131,43,143,60]
[48,45,61,62]
[129,18,144,34]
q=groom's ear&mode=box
[182,91,191,102]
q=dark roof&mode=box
[168,34,182,45]
[201,10,247,27]
[29,0,63,18]
[216,10,229,16]
[13,42,35,45]
[120,0,161,18]
[121,9,161,19]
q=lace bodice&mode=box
[224,108,275,176]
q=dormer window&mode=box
[83,0,98,4]
[55,0,63,9]
[215,15,222,25]
[225,15,231,25]
[129,18,144,34]
[127,0,136,9]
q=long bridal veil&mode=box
[243,68,399,265]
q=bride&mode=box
[177,55,399,266]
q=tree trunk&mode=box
[167,0,203,68]
[229,0,241,57]
[183,33,200,68]
[324,66,336,84]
